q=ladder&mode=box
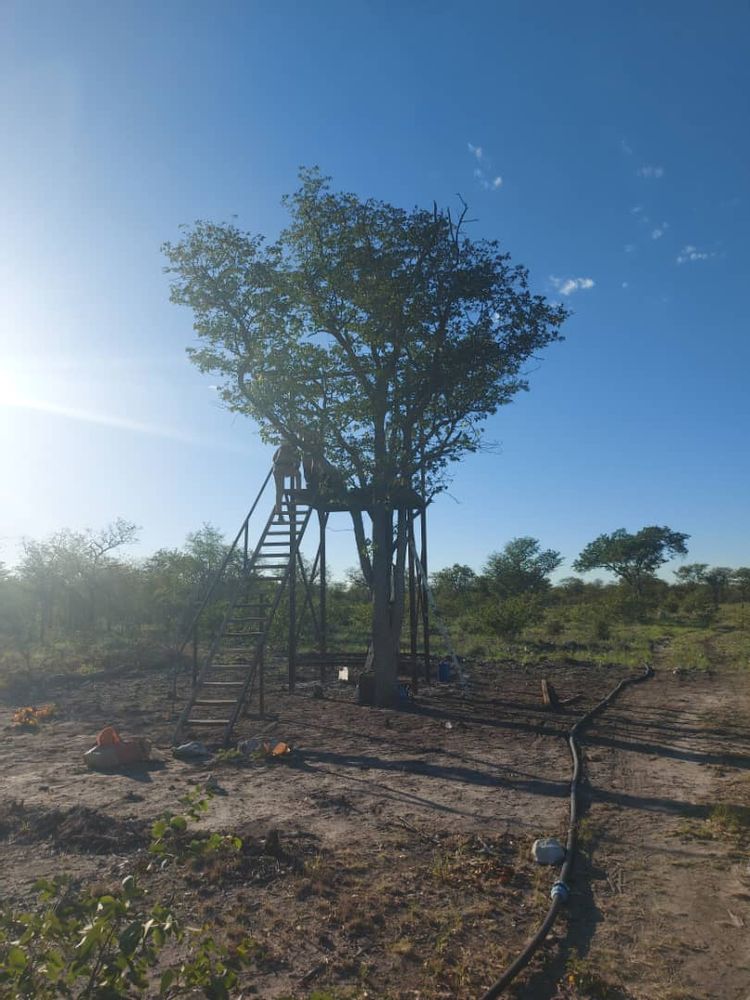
[174,494,312,745]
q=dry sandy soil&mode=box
[1,648,748,999]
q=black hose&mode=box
[479,662,654,999]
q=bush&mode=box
[480,594,545,640]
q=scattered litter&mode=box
[531,837,566,865]
[445,721,453,730]
[205,773,226,795]
[438,658,453,683]
[398,682,413,703]
[12,704,57,729]
[237,737,262,755]
[267,741,292,757]
[173,741,211,760]
[84,726,151,771]
[338,666,349,682]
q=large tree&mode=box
[163,169,566,705]
[482,536,563,597]
[574,526,689,595]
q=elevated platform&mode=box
[292,485,425,513]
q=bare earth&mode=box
[1,650,748,999]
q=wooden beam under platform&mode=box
[292,486,425,513]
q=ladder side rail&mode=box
[224,507,313,740]
[176,467,273,654]
[181,504,290,718]
[174,568,250,737]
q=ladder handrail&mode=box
[173,500,314,743]
[176,466,273,655]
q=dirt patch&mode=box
[0,800,150,854]
[0,655,748,998]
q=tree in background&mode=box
[674,563,708,588]
[164,169,566,705]
[482,537,562,597]
[704,566,733,607]
[18,520,139,639]
[431,564,478,600]
[573,526,689,596]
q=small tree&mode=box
[704,566,732,607]
[573,526,689,595]
[164,169,566,705]
[674,563,708,588]
[482,537,562,597]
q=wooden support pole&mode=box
[319,510,328,681]
[192,627,199,688]
[259,645,265,718]
[420,500,430,683]
[288,487,297,693]
[408,515,418,691]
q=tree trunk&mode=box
[371,501,398,707]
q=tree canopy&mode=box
[483,537,563,597]
[574,526,689,594]
[163,169,567,703]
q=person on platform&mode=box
[272,440,301,519]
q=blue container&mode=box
[438,659,452,683]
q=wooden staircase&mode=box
[174,494,312,745]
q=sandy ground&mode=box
[1,651,748,999]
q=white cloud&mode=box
[676,244,713,264]
[624,244,636,254]
[620,138,634,155]
[637,164,665,179]
[651,222,669,240]
[630,205,643,214]
[550,275,595,296]
[622,281,629,289]
[467,142,503,192]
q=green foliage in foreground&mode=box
[0,790,253,999]
[0,875,250,999]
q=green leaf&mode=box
[159,967,175,994]
[6,946,27,971]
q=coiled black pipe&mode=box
[480,663,654,999]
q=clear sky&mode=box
[1,0,748,582]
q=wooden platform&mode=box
[292,486,425,513]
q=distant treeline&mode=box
[1,521,748,670]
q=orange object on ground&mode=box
[85,726,151,770]
[96,726,122,746]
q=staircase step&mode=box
[194,699,238,706]
[187,718,230,726]
[203,681,244,687]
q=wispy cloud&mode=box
[620,138,634,155]
[676,244,714,264]
[0,394,252,454]
[651,222,669,240]
[467,141,502,191]
[550,276,595,296]
[637,164,665,179]
[624,244,636,254]
[630,205,644,215]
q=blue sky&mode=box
[1,0,748,581]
